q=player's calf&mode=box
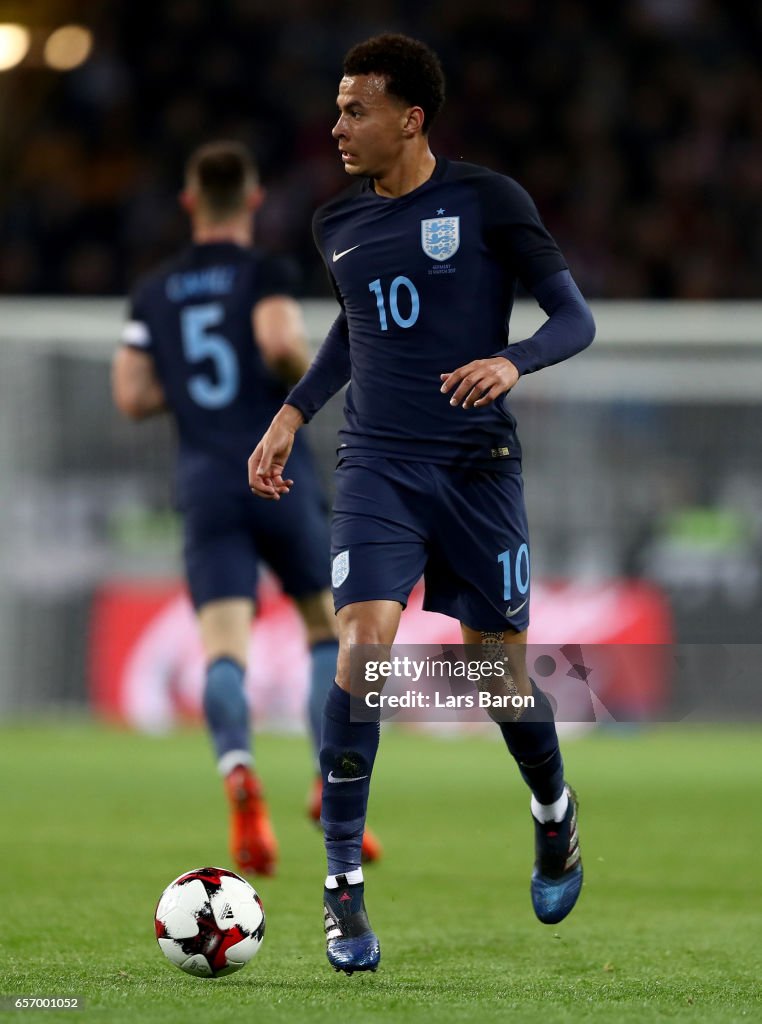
[495,679,583,923]
[307,776,383,864]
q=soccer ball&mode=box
[154,867,265,977]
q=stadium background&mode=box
[1,4,761,1021]
[0,0,760,725]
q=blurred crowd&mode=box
[0,0,759,299]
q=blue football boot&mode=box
[531,785,583,924]
[324,876,380,974]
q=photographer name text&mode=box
[364,690,534,710]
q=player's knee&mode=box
[305,618,337,648]
[296,590,337,646]
[337,629,390,690]
[338,611,388,648]
[335,606,396,689]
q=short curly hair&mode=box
[343,33,445,135]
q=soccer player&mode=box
[248,35,595,971]
[112,140,382,877]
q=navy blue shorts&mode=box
[330,457,530,633]
[182,455,331,610]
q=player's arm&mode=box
[112,345,168,420]
[286,210,353,418]
[494,268,595,377]
[442,175,595,408]
[248,311,351,499]
[251,295,310,387]
[248,213,352,499]
[442,270,595,408]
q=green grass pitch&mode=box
[1,723,760,1023]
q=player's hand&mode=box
[439,357,520,409]
[248,405,304,500]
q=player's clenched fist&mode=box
[248,404,304,499]
[439,356,520,409]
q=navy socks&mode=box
[203,656,250,767]
[319,682,379,875]
[498,680,565,805]
[307,639,340,765]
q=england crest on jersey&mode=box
[421,216,460,262]
[332,550,350,588]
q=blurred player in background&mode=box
[112,140,381,876]
[249,35,595,971]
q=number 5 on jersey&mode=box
[181,302,239,409]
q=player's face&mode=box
[332,74,410,179]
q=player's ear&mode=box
[402,105,425,138]
[179,188,195,214]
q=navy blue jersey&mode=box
[122,241,307,503]
[310,157,567,471]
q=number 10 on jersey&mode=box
[369,277,420,330]
[498,544,530,601]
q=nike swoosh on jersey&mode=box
[332,244,361,262]
[505,598,528,618]
[327,771,369,784]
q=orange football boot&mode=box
[224,765,278,877]
[308,777,383,864]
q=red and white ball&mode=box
[155,867,265,977]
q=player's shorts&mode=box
[330,456,530,633]
[181,454,331,609]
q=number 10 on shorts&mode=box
[498,543,530,601]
